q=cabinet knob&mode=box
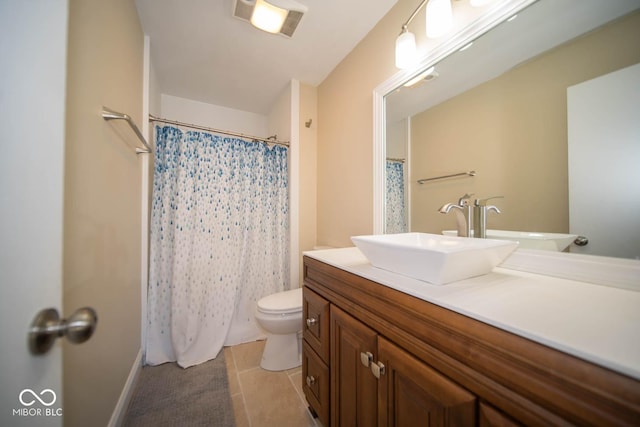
[371,361,386,379]
[306,375,316,387]
[360,351,373,367]
[306,317,317,327]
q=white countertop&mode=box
[304,247,640,380]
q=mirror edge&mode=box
[372,0,538,234]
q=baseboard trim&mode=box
[108,348,143,427]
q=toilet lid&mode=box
[257,287,302,315]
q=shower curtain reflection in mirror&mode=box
[385,159,407,234]
[146,125,289,368]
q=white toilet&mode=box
[254,287,303,371]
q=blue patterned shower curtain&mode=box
[385,160,407,234]
[146,126,290,368]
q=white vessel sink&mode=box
[351,233,518,285]
[442,230,577,252]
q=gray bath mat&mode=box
[123,352,235,426]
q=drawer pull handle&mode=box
[306,375,316,387]
[360,351,373,367]
[306,317,317,327]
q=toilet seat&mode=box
[257,287,302,315]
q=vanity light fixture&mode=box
[396,26,418,69]
[395,0,454,69]
[426,0,453,39]
[234,0,307,37]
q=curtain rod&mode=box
[386,157,405,163]
[149,115,290,147]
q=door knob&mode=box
[574,236,589,246]
[28,307,98,355]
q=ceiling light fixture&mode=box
[395,0,454,69]
[251,0,288,33]
[233,0,307,37]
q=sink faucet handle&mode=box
[457,193,474,206]
[474,195,504,206]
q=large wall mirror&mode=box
[375,0,640,259]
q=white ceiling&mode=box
[135,0,398,115]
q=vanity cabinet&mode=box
[302,255,640,426]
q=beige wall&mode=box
[317,0,491,247]
[386,119,408,160]
[316,2,402,247]
[64,0,143,425]
[410,11,640,235]
[269,81,318,285]
[299,83,318,280]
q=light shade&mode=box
[251,0,288,34]
[395,30,417,69]
[426,0,453,39]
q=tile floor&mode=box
[224,340,320,427]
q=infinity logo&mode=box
[19,389,57,407]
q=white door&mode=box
[0,2,68,425]
[567,63,640,259]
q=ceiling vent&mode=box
[233,0,307,38]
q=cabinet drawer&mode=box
[303,287,330,363]
[302,340,329,427]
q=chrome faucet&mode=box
[473,196,503,238]
[438,193,473,237]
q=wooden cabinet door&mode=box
[303,287,330,363]
[302,340,330,427]
[378,337,476,427]
[331,305,378,427]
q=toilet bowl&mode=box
[254,287,303,371]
